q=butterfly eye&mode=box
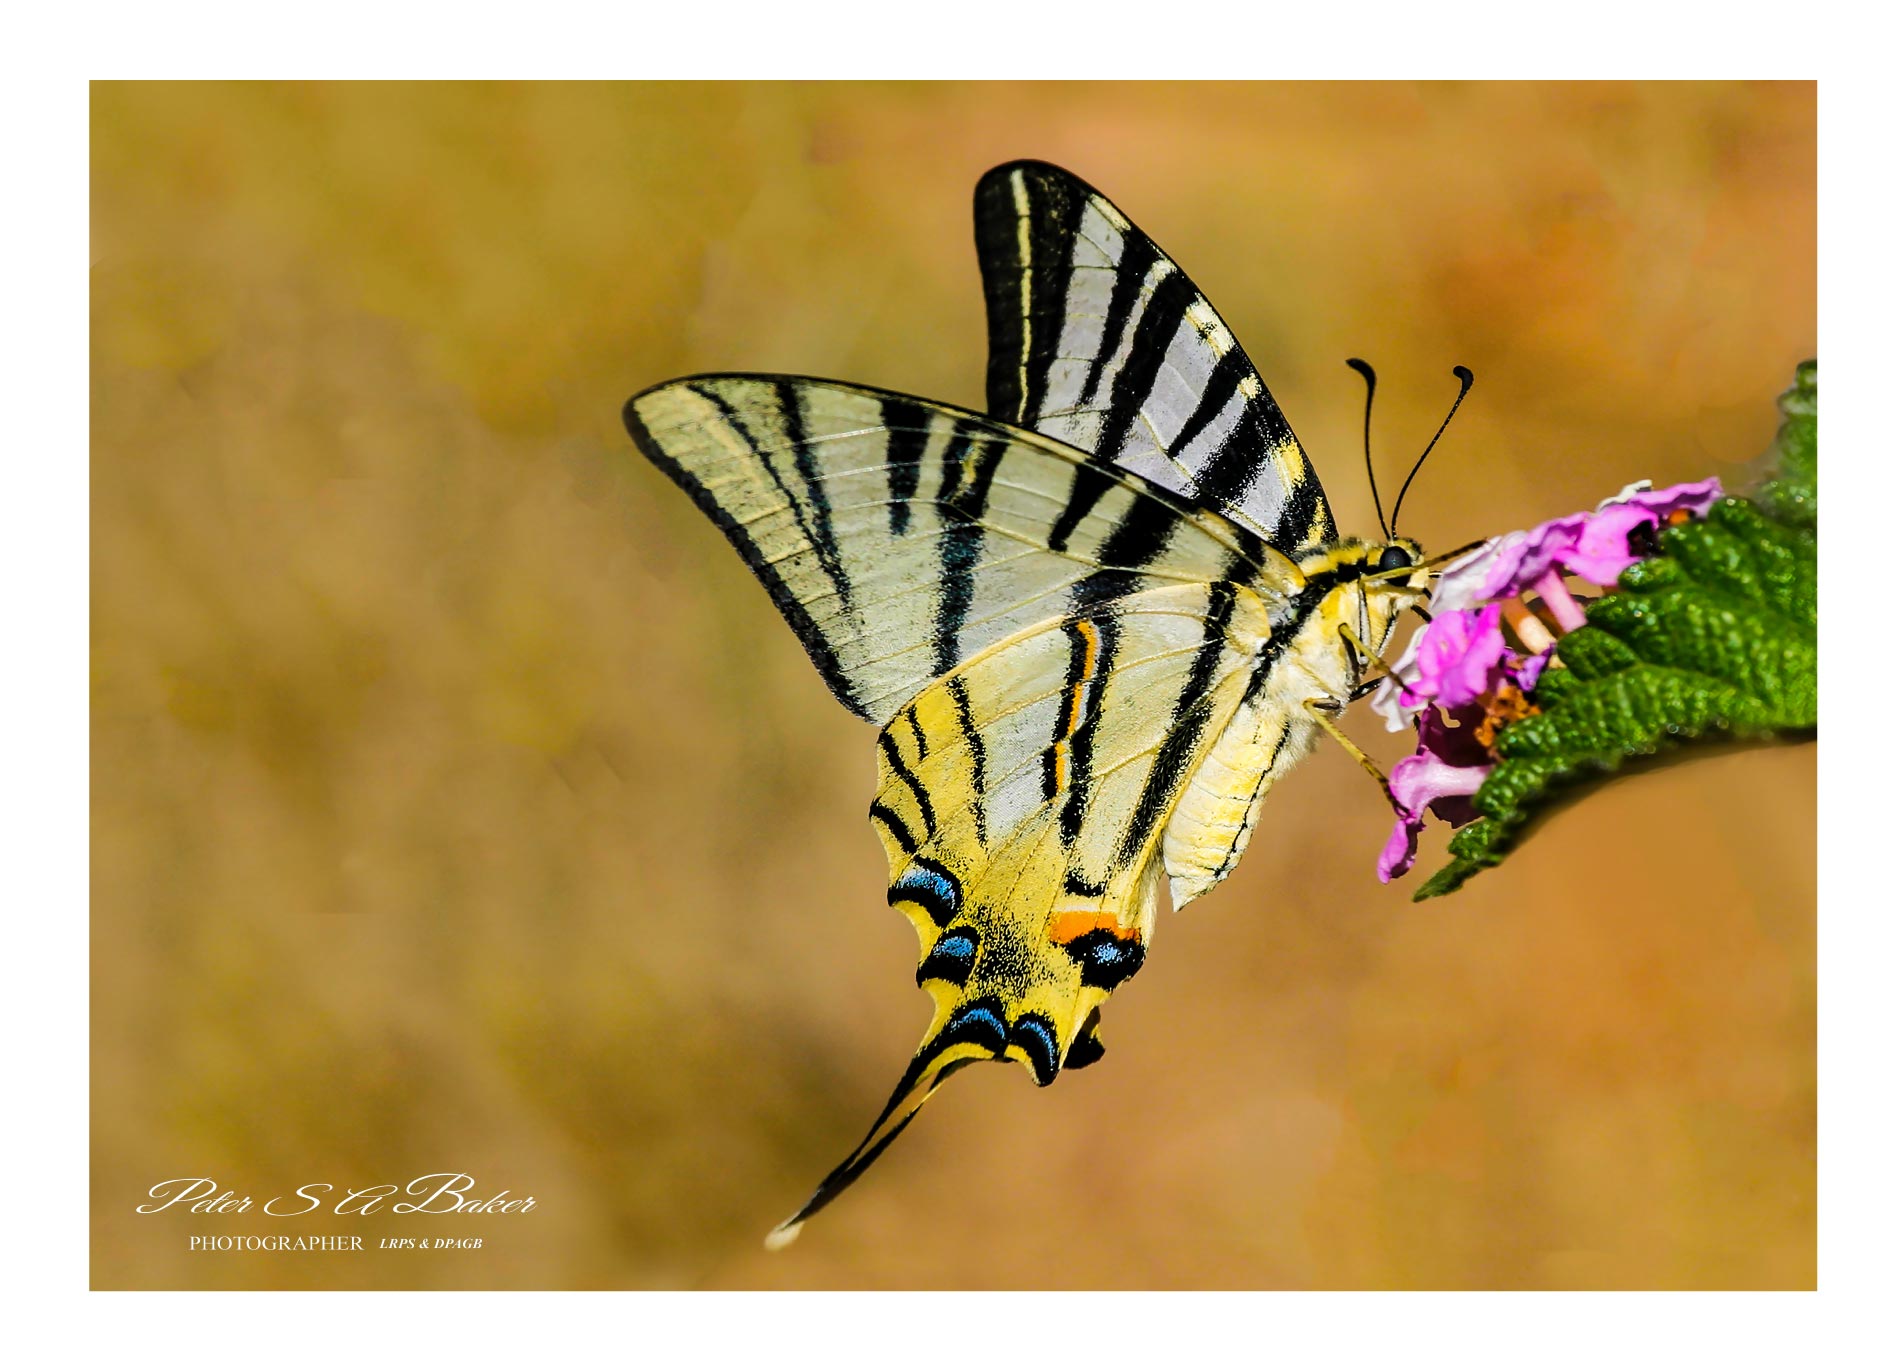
[1376,544,1415,576]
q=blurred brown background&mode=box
[92,81,1815,1290]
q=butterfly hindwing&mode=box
[974,159,1337,552]
[766,579,1276,1243]
[626,374,1294,724]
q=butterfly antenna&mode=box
[1346,358,1389,539]
[1390,365,1474,535]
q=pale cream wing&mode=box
[974,160,1337,551]
[624,375,1299,724]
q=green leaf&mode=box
[1755,359,1817,531]
[1414,363,1817,900]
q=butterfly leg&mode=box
[1339,622,1416,704]
[1302,696,1399,811]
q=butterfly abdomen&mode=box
[1162,690,1319,910]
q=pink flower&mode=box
[1429,515,1586,614]
[1430,478,1724,609]
[1562,479,1724,585]
[1375,605,1507,732]
[1370,477,1719,882]
[1377,704,1493,882]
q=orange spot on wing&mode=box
[1048,909,1140,945]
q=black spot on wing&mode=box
[1092,267,1195,465]
[1009,1013,1062,1086]
[944,675,988,847]
[917,928,978,988]
[1057,613,1120,844]
[933,429,998,677]
[1077,228,1160,407]
[937,997,1009,1057]
[888,857,962,928]
[1065,1007,1105,1069]
[769,379,854,612]
[1272,472,1331,551]
[975,163,1083,428]
[1069,496,1186,611]
[1166,346,1251,474]
[870,801,919,858]
[1191,401,1287,515]
[1046,463,1115,555]
[1189,365,1305,508]
[1057,928,1147,992]
[878,727,936,837]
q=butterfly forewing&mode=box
[974,159,1337,553]
[625,375,1295,724]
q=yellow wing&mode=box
[766,578,1276,1245]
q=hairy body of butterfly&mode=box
[624,162,1431,1245]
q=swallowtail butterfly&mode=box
[625,161,1437,1244]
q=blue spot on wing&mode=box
[1058,927,1147,991]
[941,1001,1007,1055]
[1009,1014,1061,1086]
[917,928,978,988]
[955,1007,1003,1036]
[889,859,962,928]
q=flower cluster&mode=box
[1372,478,1723,882]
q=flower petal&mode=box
[1435,515,1585,608]
[1387,743,1492,816]
[1371,667,1420,731]
[1563,477,1725,585]
[1377,813,1424,882]
[1413,604,1507,707]
[1377,740,1493,883]
[1514,647,1554,692]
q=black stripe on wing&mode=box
[975,158,1086,430]
[625,391,868,717]
[625,374,1298,727]
[973,159,1337,552]
[1116,578,1242,860]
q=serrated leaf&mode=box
[1415,363,1817,899]
[1755,360,1816,530]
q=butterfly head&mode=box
[1295,535,1430,596]
[1291,536,1431,690]
[1368,536,1427,590]
[1359,536,1431,657]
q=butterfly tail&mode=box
[764,1002,1010,1249]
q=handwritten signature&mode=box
[137,1173,537,1216]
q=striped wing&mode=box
[625,374,1298,725]
[766,578,1276,1244]
[974,160,1337,552]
